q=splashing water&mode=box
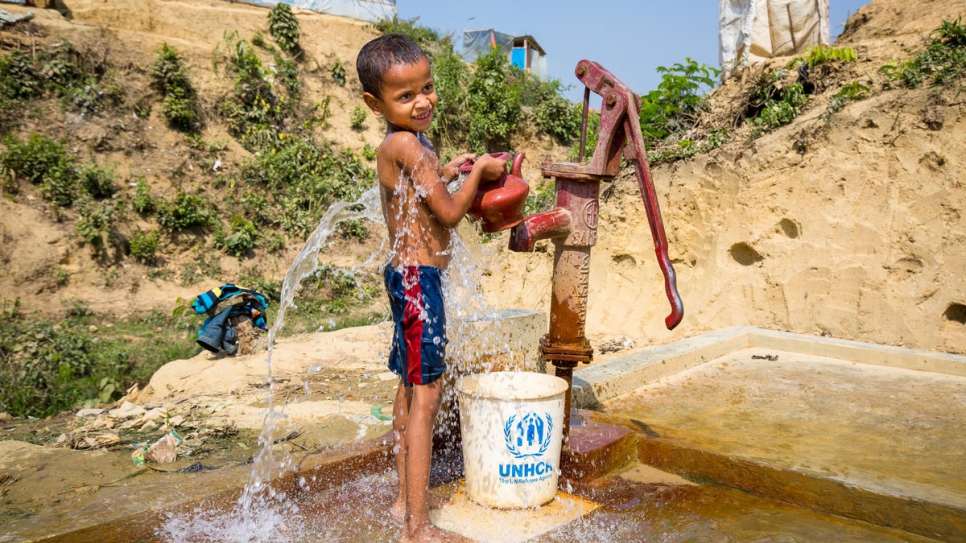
[157,185,387,542]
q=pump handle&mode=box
[576,60,684,330]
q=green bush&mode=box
[133,177,155,214]
[427,49,469,149]
[0,133,73,186]
[639,58,719,144]
[534,92,582,145]
[74,197,116,254]
[77,163,116,199]
[268,2,301,55]
[372,17,445,58]
[350,105,367,129]
[752,76,809,131]
[879,16,966,88]
[0,50,42,100]
[786,45,857,68]
[467,47,522,153]
[220,215,257,257]
[331,60,346,86]
[0,300,198,418]
[151,44,199,132]
[156,191,214,231]
[236,137,372,238]
[129,229,160,261]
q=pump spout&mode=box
[509,207,573,252]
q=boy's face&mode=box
[363,56,437,133]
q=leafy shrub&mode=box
[217,35,291,150]
[350,104,367,129]
[534,92,582,145]
[268,2,301,55]
[467,47,522,153]
[0,133,73,186]
[74,197,116,254]
[77,163,116,199]
[274,52,300,97]
[820,81,871,123]
[0,301,197,418]
[129,229,160,261]
[151,44,199,132]
[236,137,372,237]
[427,49,469,149]
[220,215,257,257]
[133,177,155,214]
[331,60,346,86]
[747,71,809,133]
[161,91,198,132]
[639,58,719,143]
[879,16,966,88]
[787,45,857,68]
[156,191,213,231]
[0,50,42,100]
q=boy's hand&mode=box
[473,153,508,182]
[442,153,477,183]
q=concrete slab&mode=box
[602,342,966,541]
[573,326,966,407]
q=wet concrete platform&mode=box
[598,330,966,542]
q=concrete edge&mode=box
[572,326,755,407]
[574,326,966,407]
[637,432,966,543]
[746,328,966,377]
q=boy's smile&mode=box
[363,56,437,133]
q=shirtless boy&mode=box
[356,34,506,542]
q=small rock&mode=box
[88,325,98,333]
[75,408,105,418]
[167,415,185,428]
[0,412,13,423]
[109,401,146,420]
[139,420,159,433]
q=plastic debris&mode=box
[370,405,393,421]
[139,429,183,464]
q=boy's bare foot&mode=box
[400,523,475,543]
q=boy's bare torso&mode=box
[378,129,452,270]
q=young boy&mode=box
[357,34,506,542]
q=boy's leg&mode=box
[392,381,412,519]
[404,379,443,535]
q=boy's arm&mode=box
[388,133,506,227]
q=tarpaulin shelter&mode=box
[232,0,396,23]
[462,29,548,79]
[719,0,830,78]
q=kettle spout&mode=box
[509,207,573,252]
[510,152,525,178]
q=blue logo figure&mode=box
[504,411,554,459]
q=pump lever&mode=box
[576,60,684,330]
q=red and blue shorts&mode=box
[384,265,448,387]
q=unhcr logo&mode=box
[498,411,556,484]
[504,411,554,459]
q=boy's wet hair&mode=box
[356,34,428,98]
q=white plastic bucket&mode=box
[456,371,568,508]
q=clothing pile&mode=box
[191,284,269,355]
